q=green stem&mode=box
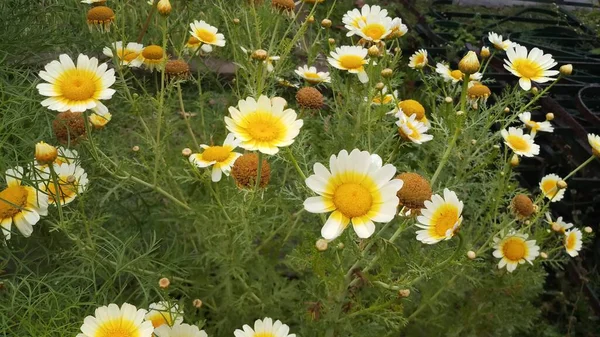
[564,155,595,180]
[177,83,201,151]
[480,51,495,75]
[519,76,561,113]
[285,147,307,180]
[254,152,264,192]
[48,164,64,224]
[152,19,168,185]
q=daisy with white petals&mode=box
[328,46,370,83]
[388,17,408,39]
[588,133,600,156]
[225,95,303,155]
[539,173,565,202]
[155,323,208,337]
[564,228,582,257]
[544,212,573,233]
[295,65,331,84]
[343,5,387,35]
[504,45,559,91]
[77,303,154,337]
[0,167,48,240]
[234,317,295,337]
[435,63,482,84]
[103,41,144,68]
[303,149,403,240]
[493,230,539,272]
[408,49,428,69]
[501,127,540,157]
[36,54,116,115]
[41,162,89,206]
[145,301,184,329]
[518,112,553,137]
[189,20,226,53]
[395,112,433,144]
[354,8,394,43]
[370,86,397,106]
[189,133,242,182]
[415,188,463,244]
[488,32,512,51]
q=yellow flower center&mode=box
[414,54,425,65]
[468,84,491,98]
[59,70,97,102]
[0,185,28,218]
[541,179,558,198]
[187,36,201,46]
[194,29,217,44]
[245,112,284,142]
[399,122,421,141]
[333,183,372,218]
[565,232,577,250]
[148,312,173,328]
[398,100,425,120]
[304,72,321,79]
[506,135,530,152]
[202,146,231,162]
[46,175,78,204]
[142,45,164,60]
[450,70,463,80]
[118,50,139,62]
[525,120,539,131]
[96,319,141,337]
[362,23,386,40]
[430,203,459,237]
[512,58,543,79]
[502,238,526,261]
[255,333,276,337]
[338,54,364,70]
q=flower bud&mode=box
[584,226,593,233]
[35,141,58,165]
[328,38,335,45]
[557,180,567,189]
[321,18,332,28]
[157,0,171,16]
[444,96,453,103]
[531,87,539,95]
[375,82,385,91]
[510,154,520,167]
[545,112,554,121]
[381,68,393,78]
[458,51,480,74]
[251,49,268,61]
[456,110,464,116]
[306,15,315,24]
[368,45,380,57]
[467,251,477,259]
[159,277,170,289]
[471,139,477,145]
[193,299,203,308]
[337,242,345,249]
[480,46,490,59]
[182,148,192,157]
[233,18,240,24]
[504,107,510,113]
[560,64,573,76]
[315,239,328,251]
[540,252,548,259]
[132,145,140,152]
[398,289,410,298]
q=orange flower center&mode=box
[338,54,364,70]
[202,146,231,162]
[59,70,97,101]
[0,185,28,218]
[506,135,529,152]
[430,203,459,237]
[512,58,543,79]
[333,183,372,218]
[502,238,526,261]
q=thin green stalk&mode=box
[519,76,561,113]
[254,152,264,192]
[480,51,495,75]
[48,164,64,224]
[285,147,307,180]
[176,83,201,151]
[152,16,168,185]
[564,155,595,180]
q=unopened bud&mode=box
[493,144,500,149]
[182,148,192,157]
[584,226,593,233]
[381,68,393,78]
[159,277,170,289]
[132,145,140,152]
[444,96,453,103]
[193,299,203,308]
[557,180,567,189]
[375,82,385,91]
[337,242,345,249]
[251,49,268,61]
[394,47,401,54]
[456,110,464,116]
[504,107,510,113]
[328,38,335,45]
[398,289,411,298]
[480,46,490,59]
[546,112,554,121]
[458,51,480,74]
[540,252,548,259]
[471,139,477,145]
[560,64,573,76]
[35,141,58,165]
[233,18,240,24]
[157,0,172,16]
[307,15,315,23]
[467,251,476,259]
[531,87,539,95]
[368,45,380,57]
[66,175,76,183]
[315,239,328,251]
[321,19,332,28]
[510,154,520,166]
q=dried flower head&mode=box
[296,87,324,110]
[86,6,115,32]
[271,0,295,14]
[164,59,191,80]
[511,194,535,219]
[231,153,271,189]
[159,277,170,289]
[53,111,87,145]
[396,172,432,215]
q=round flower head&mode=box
[34,147,79,171]
[488,32,512,51]
[234,317,295,337]
[189,20,226,53]
[415,188,463,244]
[296,87,324,110]
[184,36,202,55]
[511,194,535,220]
[295,65,330,84]
[231,153,271,189]
[501,127,540,157]
[0,167,48,240]
[141,45,166,71]
[518,112,553,137]
[36,54,116,115]
[539,173,565,202]
[86,6,115,32]
[76,303,154,337]
[588,133,600,157]
[53,111,87,145]
[42,162,88,206]
[388,17,408,39]
[328,46,369,83]
[370,86,397,106]
[395,99,425,120]
[354,8,394,43]
[155,323,208,337]
[564,228,582,257]
[225,95,303,155]
[165,59,191,80]
[145,301,184,329]
[544,212,573,233]
[435,63,464,83]
[504,45,559,91]
[395,172,432,215]
[271,0,295,14]
[303,149,403,240]
[103,41,144,68]
[189,133,242,182]
[395,112,433,144]
[89,112,112,129]
[493,230,539,272]
[467,83,491,105]
[343,5,385,34]
[409,49,428,69]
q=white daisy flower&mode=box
[370,86,397,105]
[435,63,482,83]
[408,49,428,69]
[501,127,540,157]
[76,303,154,337]
[504,45,559,91]
[564,228,583,257]
[518,112,553,137]
[36,54,116,115]
[588,133,600,157]
[395,111,433,144]
[234,317,296,337]
[0,167,48,240]
[189,133,242,182]
[294,65,330,84]
[41,162,89,206]
[155,323,208,337]
[328,45,369,83]
[189,20,226,53]
[488,32,513,51]
[388,17,408,39]
[544,212,573,233]
[493,230,539,272]
[103,41,144,68]
[354,9,394,43]
[539,173,565,202]
[303,149,403,240]
[415,188,463,244]
[342,4,388,36]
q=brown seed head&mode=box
[296,87,324,110]
[87,6,115,22]
[231,153,271,189]
[271,0,295,12]
[396,172,432,214]
[164,59,190,80]
[159,277,170,289]
[53,111,87,145]
[511,194,535,219]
